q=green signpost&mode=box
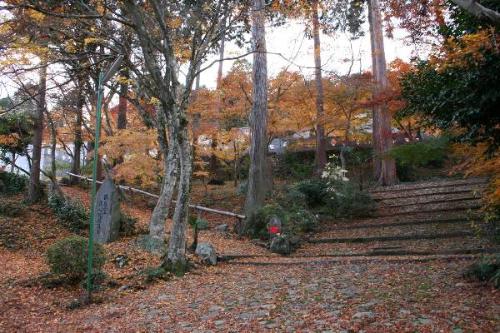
[86,56,123,301]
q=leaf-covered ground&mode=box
[0,182,499,332]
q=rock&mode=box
[114,254,129,268]
[195,242,217,265]
[270,235,291,255]
[352,311,374,320]
[214,224,229,233]
[415,317,433,325]
[94,178,121,243]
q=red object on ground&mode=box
[269,226,280,234]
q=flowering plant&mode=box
[321,155,349,196]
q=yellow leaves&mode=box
[84,37,102,46]
[149,97,160,106]
[430,29,499,72]
[451,143,500,206]
[27,10,45,23]
[166,17,182,29]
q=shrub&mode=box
[294,179,328,207]
[140,266,171,283]
[278,186,308,209]
[48,194,88,231]
[323,181,375,218]
[46,236,106,281]
[247,203,318,238]
[463,255,500,289]
[247,204,287,239]
[0,201,24,217]
[389,137,450,181]
[0,172,28,194]
[276,151,314,180]
[119,212,137,236]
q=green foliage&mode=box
[119,213,137,236]
[48,194,88,231]
[140,266,171,283]
[323,180,375,218]
[0,172,28,194]
[389,137,450,181]
[0,201,25,217]
[246,203,318,239]
[188,216,209,230]
[399,54,500,153]
[0,113,33,154]
[46,236,106,281]
[463,254,500,289]
[443,1,500,37]
[294,179,328,207]
[276,151,314,180]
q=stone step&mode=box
[323,210,480,228]
[317,220,473,239]
[296,235,488,256]
[219,248,497,261]
[370,177,488,194]
[308,231,473,244]
[224,254,483,266]
[375,199,481,217]
[323,217,467,231]
[371,183,486,200]
[377,191,480,207]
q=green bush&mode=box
[294,179,328,207]
[119,212,137,236]
[389,137,450,181]
[323,180,375,218]
[247,203,318,239]
[48,194,88,231]
[278,186,308,209]
[463,255,500,289]
[276,151,314,180]
[46,236,106,281]
[0,172,28,194]
[0,201,25,217]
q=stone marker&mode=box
[94,178,121,243]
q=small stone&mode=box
[195,242,217,265]
[214,320,225,326]
[352,311,374,320]
[214,224,229,233]
[270,235,291,255]
[415,317,433,325]
[452,328,464,333]
[114,254,129,268]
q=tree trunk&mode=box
[208,34,226,181]
[27,60,47,203]
[312,0,327,174]
[149,112,178,243]
[117,71,128,130]
[241,0,269,233]
[164,120,192,272]
[70,75,84,184]
[368,0,397,186]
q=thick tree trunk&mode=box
[149,113,178,242]
[164,121,192,272]
[241,0,269,233]
[312,0,327,174]
[27,61,47,203]
[368,0,397,186]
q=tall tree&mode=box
[311,0,327,173]
[368,0,397,185]
[27,59,47,202]
[241,0,270,232]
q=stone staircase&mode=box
[224,177,498,265]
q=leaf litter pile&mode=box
[0,184,499,332]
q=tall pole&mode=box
[86,71,104,301]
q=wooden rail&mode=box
[65,172,246,220]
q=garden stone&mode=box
[93,178,121,243]
[352,311,374,320]
[195,242,217,265]
[214,224,229,233]
[270,235,291,255]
